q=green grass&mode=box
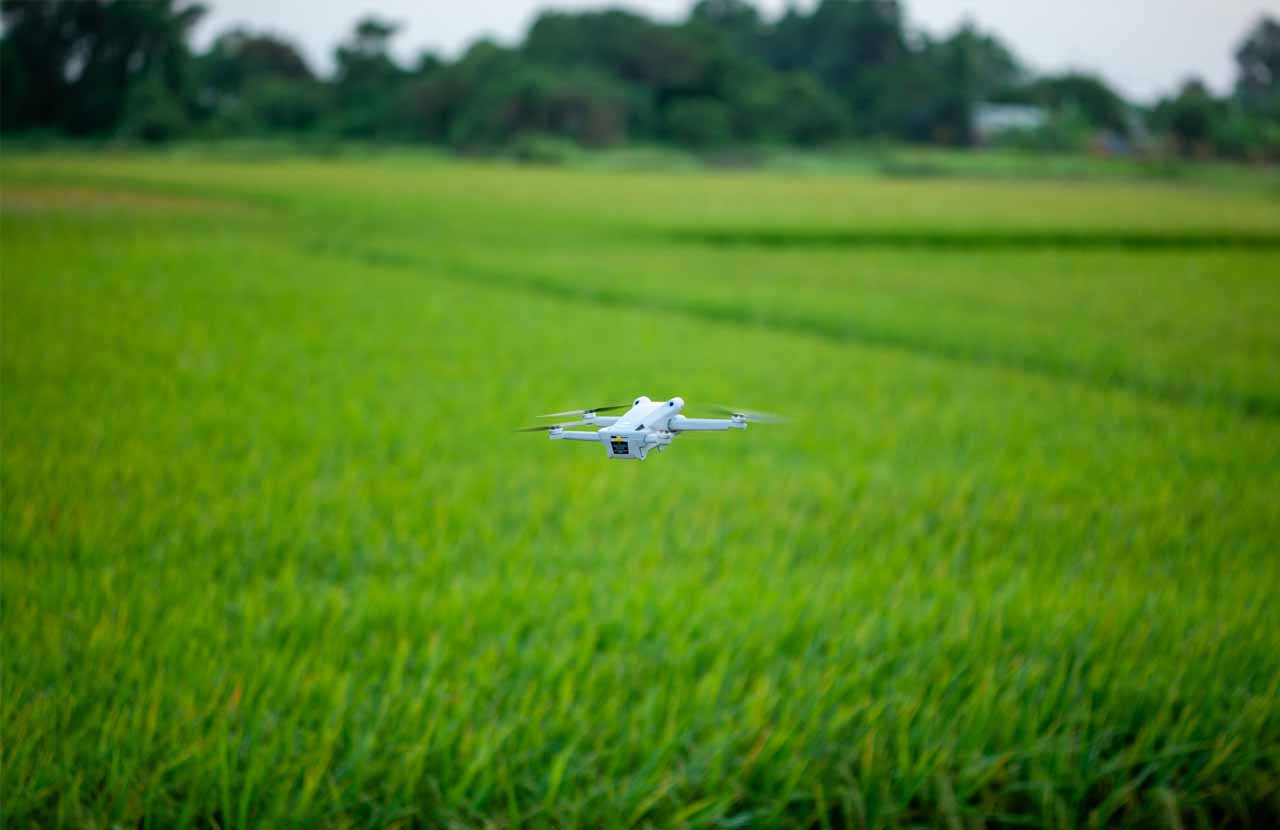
[2,153,1279,829]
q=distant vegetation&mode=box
[2,0,1279,160]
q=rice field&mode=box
[2,151,1279,828]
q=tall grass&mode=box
[3,154,1279,828]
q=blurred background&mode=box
[4,2,1280,829]
[2,0,1279,162]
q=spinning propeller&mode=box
[518,402,630,432]
[706,405,788,424]
[538,403,630,418]
[515,420,587,432]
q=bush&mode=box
[242,78,329,132]
[762,73,849,144]
[663,97,734,146]
[119,73,190,143]
[993,102,1093,152]
[506,132,585,164]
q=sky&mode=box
[192,0,1280,104]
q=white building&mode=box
[973,103,1048,142]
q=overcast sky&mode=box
[193,0,1280,104]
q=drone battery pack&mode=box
[608,435,646,460]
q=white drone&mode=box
[519,396,781,460]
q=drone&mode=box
[518,396,781,460]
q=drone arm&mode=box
[586,416,619,426]
[668,416,744,432]
[550,429,603,442]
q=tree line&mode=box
[3,0,1278,159]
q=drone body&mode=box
[521,396,777,460]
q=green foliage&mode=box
[244,78,330,133]
[328,16,410,139]
[920,24,1025,144]
[664,97,736,146]
[3,151,1280,829]
[119,69,191,142]
[691,0,764,56]
[767,0,908,135]
[1210,105,1279,160]
[194,27,319,135]
[411,45,630,150]
[0,0,205,136]
[1153,79,1222,155]
[1147,16,1280,161]
[1235,15,1280,113]
[198,27,314,96]
[2,3,1279,158]
[1016,73,1132,136]
[507,132,587,164]
[763,73,851,144]
[994,102,1095,153]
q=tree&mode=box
[403,40,631,149]
[1,1,72,131]
[523,9,761,142]
[762,0,908,135]
[1022,73,1131,135]
[199,28,313,96]
[195,28,321,133]
[690,0,763,58]
[526,11,718,95]
[331,17,408,138]
[663,97,734,146]
[1,0,206,136]
[401,40,521,144]
[121,68,191,142]
[1235,16,1280,117]
[1155,79,1221,155]
[758,73,850,143]
[920,23,1024,144]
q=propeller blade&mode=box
[516,419,590,432]
[538,403,630,418]
[707,405,788,424]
